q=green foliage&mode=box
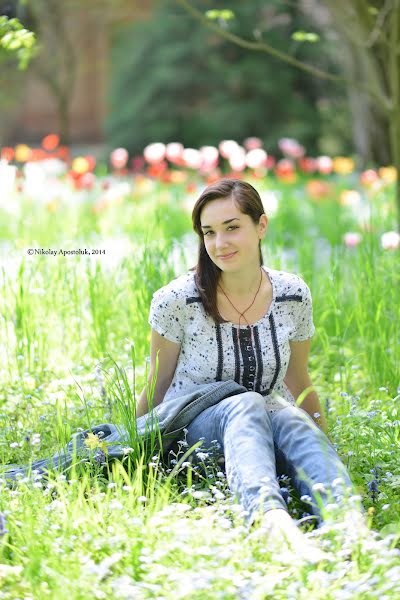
[106,0,352,156]
[0,15,36,69]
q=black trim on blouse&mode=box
[238,327,257,391]
[276,295,303,302]
[215,323,223,381]
[186,297,202,304]
[231,327,241,384]
[268,312,281,392]
[253,325,263,392]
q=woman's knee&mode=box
[273,405,318,431]
[221,391,268,417]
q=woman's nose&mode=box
[215,232,229,248]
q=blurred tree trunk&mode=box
[318,0,400,227]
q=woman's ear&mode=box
[258,214,268,238]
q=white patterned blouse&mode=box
[148,265,315,413]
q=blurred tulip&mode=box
[265,155,276,169]
[316,156,333,175]
[169,170,188,184]
[182,148,202,170]
[339,190,361,207]
[306,179,333,200]
[144,142,166,164]
[381,231,400,250]
[84,155,96,171]
[246,148,267,169]
[228,148,246,172]
[219,140,240,159]
[15,144,31,162]
[343,232,362,247]
[200,146,219,173]
[110,148,128,170]
[275,159,295,179]
[333,157,355,175]
[166,142,184,164]
[278,137,305,159]
[200,145,219,165]
[243,137,263,150]
[80,172,96,189]
[41,134,60,151]
[71,157,90,175]
[360,169,379,186]
[131,156,145,172]
[146,161,167,177]
[298,157,317,173]
[0,147,15,162]
[378,166,397,183]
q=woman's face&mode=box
[199,196,267,272]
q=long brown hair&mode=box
[191,178,265,322]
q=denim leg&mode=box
[184,391,288,524]
[271,406,359,521]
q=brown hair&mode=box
[191,178,265,322]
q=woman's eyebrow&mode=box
[200,217,240,230]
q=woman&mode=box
[136,178,367,562]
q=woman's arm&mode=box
[136,329,181,417]
[283,339,329,435]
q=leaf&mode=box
[292,31,320,43]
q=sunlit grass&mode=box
[0,174,399,597]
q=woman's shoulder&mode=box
[151,270,197,304]
[263,265,312,297]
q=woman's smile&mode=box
[218,251,238,260]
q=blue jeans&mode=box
[184,391,357,527]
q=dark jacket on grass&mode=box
[2,380,247,482]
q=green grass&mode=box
[0,173,399,598]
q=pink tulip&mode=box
[228,148,246,171]
[316,156,333,175]
[200,146,219,164]
[381,231,400,250]
[360,169,379,186]
[182,148,202,170]
[343,232,362,247]
[219,140,240,159]
[166,142,184,164]
[243,137,263,150]
[245,148,268,169]
[143,143,166,164]
[110,148,128,170]
[278,137,305,159]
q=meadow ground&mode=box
[0,163,399,598]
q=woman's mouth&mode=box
[218,251,237,260]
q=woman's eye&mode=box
[204,226,238,236]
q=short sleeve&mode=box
[290,279,315,342]
[148,286,185,345]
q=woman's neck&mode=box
[218,266,264,297]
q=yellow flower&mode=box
[333,157,355,175]
[85,432,100,449]
[379,166,397,183]
[84,433,109,454]
[367,506,375,516]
